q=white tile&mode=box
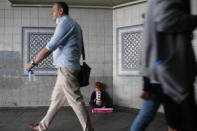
[0,26,4,34]
[131,16,141,25]
[4,33,12,42]
[113,10,117,28]
[79,9,89,22]
[116,8,124,27]
[0,41,4,50]
[104,18,113,25]
[13,18,22,26]
[13,34,20,43]
[5,0,12,9]
[88,44,97,52]
[104,44,113,53]
[113,9,117,20]
[5,26,13,34]
[83,37,89,47]
[104,36,113,45]
[96,24,104,36]
[104,23,112,36]
[22,18,30,26]
[4,35,13,50]
[30,8,38,19]
[132,5,139,18]
[3,45,12,51]
[0,9,4,18]
[91,64,104,77]
[22,8,30,19]
[79,23,89,31]
[0,1,5,9]
[86,50,96,63]
[5,18,13,26]
[105,54,113,64]
[138,3,145,14]
[95,10,105,22]
[38,8,50,19]
[128,7,135,23]
[96,36,105,45]
[0,18,4,26]
[4,9,13,18]
[13,42,21,52]
[38,18,49,27]
[104,64,113,76]
[124,7,132,25]
[30,18,39,26]
[104,42,112,52]
[47,18,56,26]
[81,27,89,36]
[88,35,97,44]
[0,34,4,41]
[88,10,97,23]
[80,22,89,31]
[70,9,80,20]
[13,8,21,19]
[88,24,97,36]
[104,10,112,21]
[45,8,51,19]
[12,27,21,35]
[94,52,104,63]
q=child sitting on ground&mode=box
[89,82,111,109]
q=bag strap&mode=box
[81,36,86,61]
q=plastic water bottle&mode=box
[28,70,36,81]
[96,91,101,106]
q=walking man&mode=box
[25,2,94,131]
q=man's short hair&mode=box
[55,2,69,15]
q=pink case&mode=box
[91,108,114,113]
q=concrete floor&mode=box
[0,107,167,131]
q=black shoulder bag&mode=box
[78,39,91,87]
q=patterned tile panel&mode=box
[117,25,143,76]
[22,27,56,75]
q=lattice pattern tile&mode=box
[29,33,54,70]
[22,27,56,75]
[117,25,143,76]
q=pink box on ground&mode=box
[91,108,114,113]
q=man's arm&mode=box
[46,20,74,52]
[25,48,52,71]
[140,77,151,100]
[154,0,197,32]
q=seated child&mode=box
[89,82,111,109]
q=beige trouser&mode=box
[38,67,93,131]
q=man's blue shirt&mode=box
[46,15,82,70]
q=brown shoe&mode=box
[28,124,39,131]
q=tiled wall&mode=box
[0,0,113,107]
[113,3,145,109]
[73,8,113,103]
[0,0,196,108]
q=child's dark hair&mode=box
[55,2,69,15]
[93,82,103,90]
